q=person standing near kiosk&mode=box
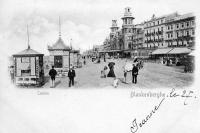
[68,66,76,87]
[49,66,57,88]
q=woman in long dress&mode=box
[107,63,116,77]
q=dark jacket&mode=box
[49,69,57,77]
[132,66,138,75]
[68,70,76,78]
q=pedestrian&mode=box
[101,66,107,78]
[107,62,116,77]
[68,66,76,87]
[124,70,127,83]
[132,64,139,84]
[83,59,86,65]
[9,66,14,83]
[49,66,57,88]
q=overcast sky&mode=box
[0,0,199,56]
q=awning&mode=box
[168,47,192,54]
[99,50,122,53]
[151,48,173,55]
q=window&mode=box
[171,25,173,30]
[158,21,159,25]
[153,22,155,26]
[168,26,170,30]
[176,24,179,29]
[186,22,189,27]
[161,19,163,23]
[187,30,189,36]
[191,21,194,26]
[168,34,170,38]
[181,23,184,28]
[192,29,195,35]
[128,43,132,49]
[171,34,173,38]
[177,32,179,37]
[181,31,184,36]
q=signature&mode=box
[130,88,198,133]
[130,98,165,133]
[168,88,197,105]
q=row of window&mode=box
[167,29,195,38]
[145,27,164,34]
[167,20,195,30]
[145,37,164,40]
[167,41,191,47]
[123,19,133,25]
[146,19,164,27]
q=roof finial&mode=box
[27,25,30,49]
[59,16,61,38]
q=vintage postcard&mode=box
[0,0,199,133]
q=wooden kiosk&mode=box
[12,26,44,86]
[13,47,44,86]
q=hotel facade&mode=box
[100,7,195,60]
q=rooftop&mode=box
[13,48,43,57]
[48,37,70,50]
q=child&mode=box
[113,77,119,88]
[100,66,108,78]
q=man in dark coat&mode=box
[49,66,57,88]
[132,64,138,84]
[68,66,76,87]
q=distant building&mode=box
[165,13,195,49]
[101,7,195,60]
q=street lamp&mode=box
[69,38,72,70]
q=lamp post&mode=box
[69,38,72,70]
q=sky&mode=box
[0,0,199,56]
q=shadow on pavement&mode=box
[54,80,61,88]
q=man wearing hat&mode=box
[68,66,76,87]
[49,66,57,88]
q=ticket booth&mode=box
[13,48,44,86]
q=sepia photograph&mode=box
[0,0,199,133]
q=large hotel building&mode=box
[100,7,195,61]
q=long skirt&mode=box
[107,69,115,77]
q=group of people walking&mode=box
[123,60,140,84]
[48,57,143,88]
[100,58,143,88]
[49,66,76,88]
